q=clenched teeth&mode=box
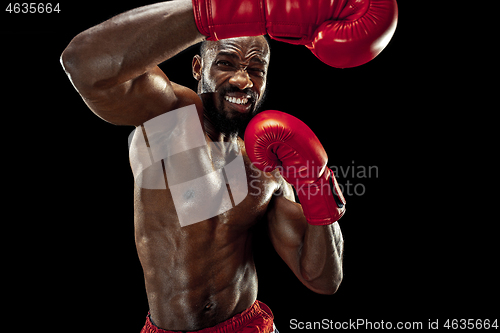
[225,95,248,105]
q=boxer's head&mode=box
[193,36,270,136]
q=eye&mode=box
[248,68,265,77]
[216,60,234,68]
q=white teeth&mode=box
[225,96,248,105]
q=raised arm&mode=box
[60,0,205,126]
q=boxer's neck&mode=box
[203,111,239,143]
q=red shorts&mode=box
[141,300,277,333]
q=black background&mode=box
[2,1,497,332]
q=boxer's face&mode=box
[193,36,270,135]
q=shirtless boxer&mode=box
[61,0,397,331]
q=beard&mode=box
[202,84,267,137]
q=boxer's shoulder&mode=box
[171,83,204,116]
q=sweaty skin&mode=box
[61,0,343,331]
[135,137,284,329]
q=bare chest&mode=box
[133,138,279,230]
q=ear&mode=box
[192,55,202,81]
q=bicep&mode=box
[81,66,190,126]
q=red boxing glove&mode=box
[192,0,266,41]
[265,0,398,68]
[306,0,399,68]
[192,0,397,68]
[244,110,346,225]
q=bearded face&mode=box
[193,37,270,136]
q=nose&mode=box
[228,69,253,91]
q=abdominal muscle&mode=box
[134,182,272,331]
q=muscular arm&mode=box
[267,181,344,295]
[60,0,205,126]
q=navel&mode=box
[204,302,216,311]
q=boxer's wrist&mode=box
[192,0,266,41]
[295,168,346,226]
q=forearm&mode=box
[61,0,204,92]
[299,222,343,294]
